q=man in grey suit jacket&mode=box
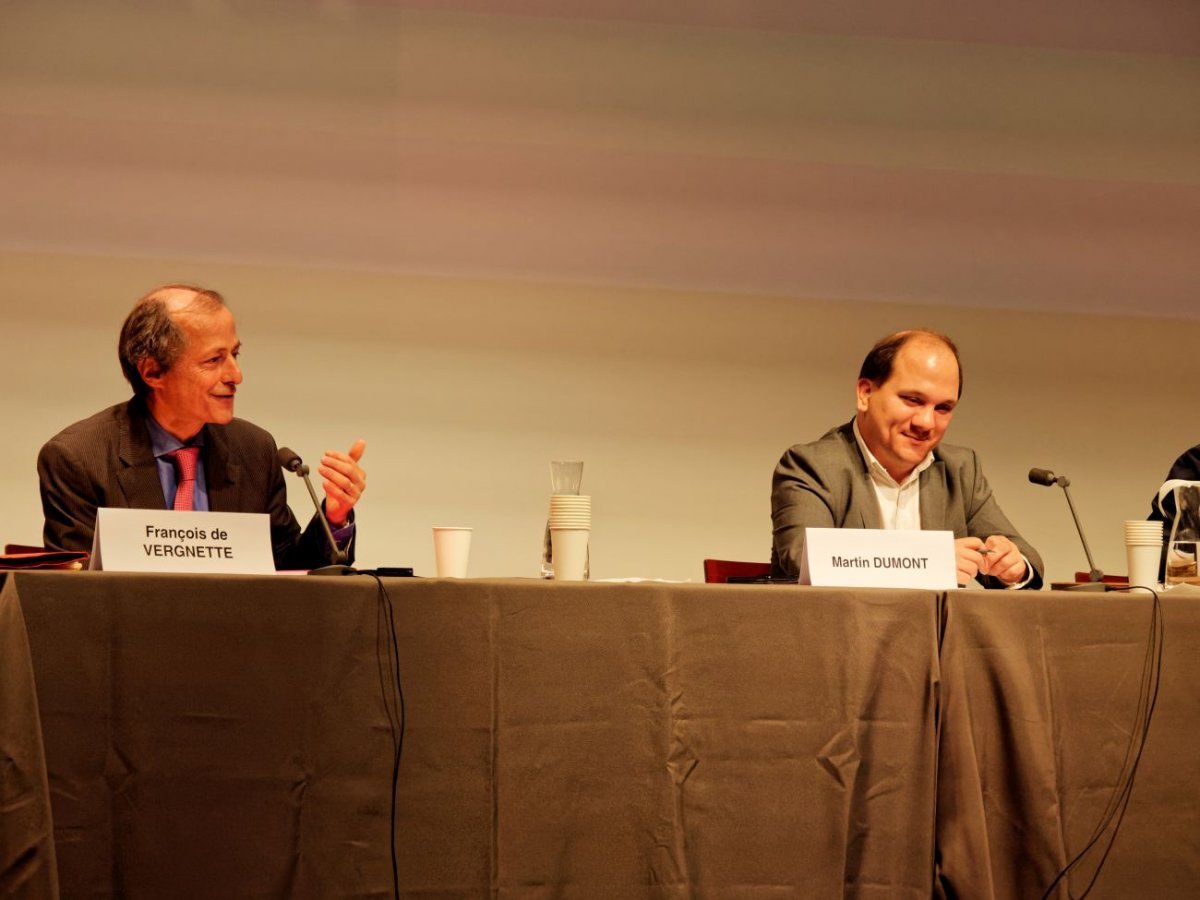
[38,284,367,570]
[772,330,1042,589]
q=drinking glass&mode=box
[1166,540,1198,585]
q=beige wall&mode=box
[2,2,1197,582]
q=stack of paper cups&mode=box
[548,494,590,581]
[1124,520,1163,590]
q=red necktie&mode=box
[168,446,201,511]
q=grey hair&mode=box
[118,284,226,397]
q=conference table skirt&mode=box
[1,573,1196,898]
[936,589,1200,900]
[0,573,59,900]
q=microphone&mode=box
[1028,467,1104,585]
[1028,467,1061,487]
[277,447,303,474]
[277,447,352,571]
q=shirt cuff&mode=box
[1004,554,1035,590]
[329,515,355,547]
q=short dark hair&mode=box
[858,329,963,398]
[118,284,226,397]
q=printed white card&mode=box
[799,527,957,589]
[90,507,275,574]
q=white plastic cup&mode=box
[550,528,589,581]
[433,527,472,578]
[1124,520,1162,590]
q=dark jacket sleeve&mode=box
[1148,445,1200,578]
[241,427,356,571]
[267,467,356,570]
[38,438,103,553]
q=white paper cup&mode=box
[1124,520,1162,589]
[433,527,472,578]
[550,496,591,509]
[1126,543,1160,590]
[1122,520,1160,589]
[549,495,591,530]
[550,527,589,581]
[1124,521,1163,540]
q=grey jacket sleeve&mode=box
[770,433,864,578]
[924,445,1043,590]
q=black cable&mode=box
[1038,589,1158,899]
[1055,586,1162,897]
[384,579,406,900]
[367,574,398,893]
[1038,587,1164,899]
[363,573,405,900]
[1075,589,1161,889]
[1073,587,1163,898]
[374,582,401,751]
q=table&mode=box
[937,589,1200,899]
[2,573,1197,898]
[0,573,58,899]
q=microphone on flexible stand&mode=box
[1028,467,1105,589]
[277,447,355,575]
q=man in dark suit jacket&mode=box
[772,330,1042,589]
[38,284,367,570]
[1148,444,1200,579]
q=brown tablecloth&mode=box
[484,580,940,898]
[2,573,941,898]
[4,573,1196,898]
[0,574,59,900]
[937,589,1200,899]
[10,571,415,899]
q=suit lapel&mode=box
[839,424,883,529]
[117,401,169,509]
[851,473,883,529]
[919,459,949,530]
[204,424,242,513]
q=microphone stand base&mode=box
[308,565,358,576]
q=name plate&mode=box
[800,527,957,589]
[91,508,275,574]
